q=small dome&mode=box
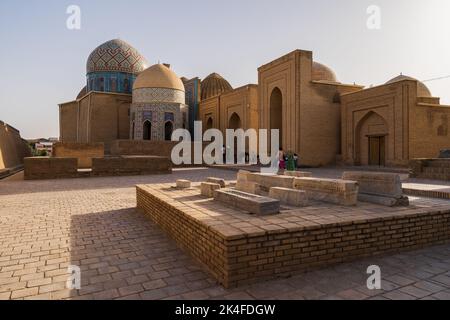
[133,64,185,92]
[86,39,148,75]
[201,73,233,100]
[77,86,87,99]
[312,62,338,82]
[386,75,432,97]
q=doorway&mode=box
[143,121,152,140]
[270,87,283,148]
[368,136,385,166]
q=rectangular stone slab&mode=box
[284,171,313,178]
[358,193,410,207]
[206,177,226,188]
[246,173,295,191]
[236,180,262,195]
[237,170,251,182]
[342,171,403,197]
[214,188,280,215]
[269,187,308,207]
[293,177,359,206]
[201,182,221,198]
[176,179,191,189]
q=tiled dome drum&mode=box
[86,39,148,94]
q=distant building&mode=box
[35,142,54,156]
[27,138,58,156]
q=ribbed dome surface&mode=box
[312,62,338,82]
[86,39,148,75]
[201,73,233,100]
[386,75,432,97]
[133,64,185,92]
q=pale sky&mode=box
[1,0,450,139]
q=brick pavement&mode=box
[0,168,449,300]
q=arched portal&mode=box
[229,113,242,130]
[165,121,174,141]
[270,87,283,148]
[206,117,213,130]
[355,112,388,166]
[143,121,152,141]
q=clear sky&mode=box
[1,0,450,139]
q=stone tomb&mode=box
[136,183,450,288]
[214,188,280,215]
[284,171,313,178]
[206,177,226,188]
[269,187,308,207]
[235,180,263,195]
[293,177,359,206]
[246,172,295,191]
[201,182,221,197]
[176,179,191,189]
[342,171,409,207]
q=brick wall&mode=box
[0,121,31,170]
[136,186,228,285]
[24,157,78,180]
[137,185,450,288]
[92,156,171,177]
[53,142,104,168]
[24,156,171,180]
[410,159,450,181]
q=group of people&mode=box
[278,148,299,170]
[220,145,300,170]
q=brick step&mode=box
[423,167,450,175]
[425,160,450,168]
[416,173,450,181]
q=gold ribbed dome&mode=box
[133,64,185,91]
[312,62,338,82]
[201,73,233,100]
[386,75,432,97]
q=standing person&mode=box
[278,148,285,171]
[294,153,299,169]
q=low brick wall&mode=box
[410,159,450,180]
[24,156,171,180]
[24,157,78,180]
[92,156,171,176]
[137,185,450,288]
[53,142,104,169]
[109,140,208,167]
[110,140,176,157]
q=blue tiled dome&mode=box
[86,39,148,75]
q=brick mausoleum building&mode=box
[59,39,450,167]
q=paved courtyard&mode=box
[0,168,449,300]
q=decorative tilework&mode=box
[165,112,175,122]
[86,39,148,75]
[86,72,136,94]
[130,103,186,141]
[133,88,185,104]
